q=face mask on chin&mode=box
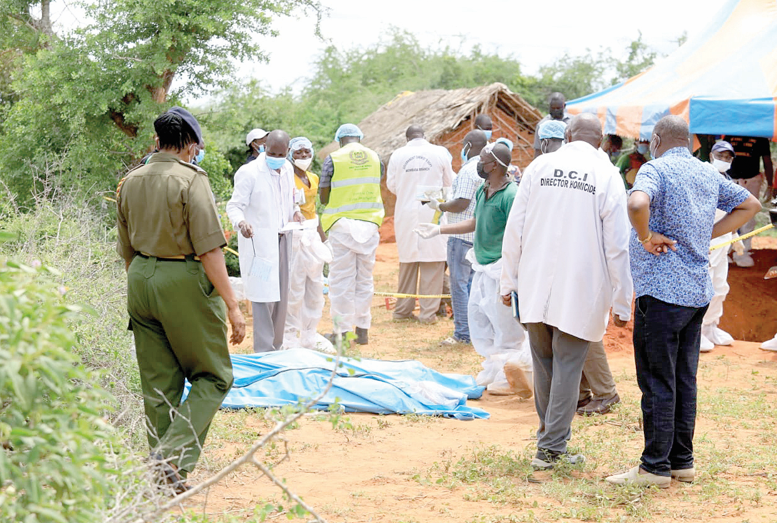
[294,158,312,171]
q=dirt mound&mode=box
[720,248,777,342]
[379,216,395,243]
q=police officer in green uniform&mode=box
[116,107,246,492]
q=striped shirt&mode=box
[449,157,483,243]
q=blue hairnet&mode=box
[539,120,567,140]
[288,136,314,161]
[495,137,514,151]
[335,123,364,141]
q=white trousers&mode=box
[328,226,379,333]
[735,175,763,254]
[284,230,326,348]
[703,233,732,327]
[467,255,532,388]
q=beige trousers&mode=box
[393,261,445,322]
[579,340,617,400]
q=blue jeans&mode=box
[633,295,708,476]
[447,237,473,342]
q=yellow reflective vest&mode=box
[321,142,384,232]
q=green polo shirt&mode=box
[473,180,518,265]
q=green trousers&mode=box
[127,255,233,476]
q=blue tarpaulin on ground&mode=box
[185,349,489,420]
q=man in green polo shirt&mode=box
[415,143,532,398]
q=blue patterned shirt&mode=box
[629,147,750,308]
[449,156,483,243]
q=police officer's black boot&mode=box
[355,327,369,345]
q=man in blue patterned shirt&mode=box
[606,116,760,488]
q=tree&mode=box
[0,0,324,200]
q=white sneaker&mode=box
[605,466,670,488]
[761,335,777,352]
[700,334,714,352]
[733,253,755,268]
[709,326,734,346]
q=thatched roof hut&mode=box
[318,83,543,217]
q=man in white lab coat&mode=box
[387,125,454,323]
[500,113,633,470]
[227,130,304,352]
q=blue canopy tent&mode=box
[567,0,777,141]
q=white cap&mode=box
[246,128,269,146]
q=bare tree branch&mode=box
[117,333,347,523]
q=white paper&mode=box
[249,256,273,281]
[415,185,450,202]
[280,217,319,232]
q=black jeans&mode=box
[633,295,708,476]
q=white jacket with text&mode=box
[499,141,633,342]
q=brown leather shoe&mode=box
[577,393,620,416]
[577,395,592,409]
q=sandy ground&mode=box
[183,239,777,523]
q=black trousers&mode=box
[633,295,708,476]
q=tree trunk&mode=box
[40,0,53,35]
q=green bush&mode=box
[0,249,120,523]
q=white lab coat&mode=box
[386,138,454,263]
[500,141,633,342]
[226,154,297,303]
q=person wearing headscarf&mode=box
[283,137,331,349]
[319,124,384,345]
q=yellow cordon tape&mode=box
[223,246,239,256]
[710,223,774,251]
[373,292,451,299]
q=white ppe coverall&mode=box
[466,250,533,391]
[702,209,734,346]
[328,218,380,334]
[284,222,331,349]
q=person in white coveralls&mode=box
[700,140,739,352]
[416,142,533,398]
[283,136,332,350]
[500,113,633,470]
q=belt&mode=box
[138,252,201,262]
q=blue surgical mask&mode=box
[265,155,286,170]
[195,149,205,164]
[636,144,649,155]
[461,143,471,162]
[257,144,265,154]
[482,130,493,141]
